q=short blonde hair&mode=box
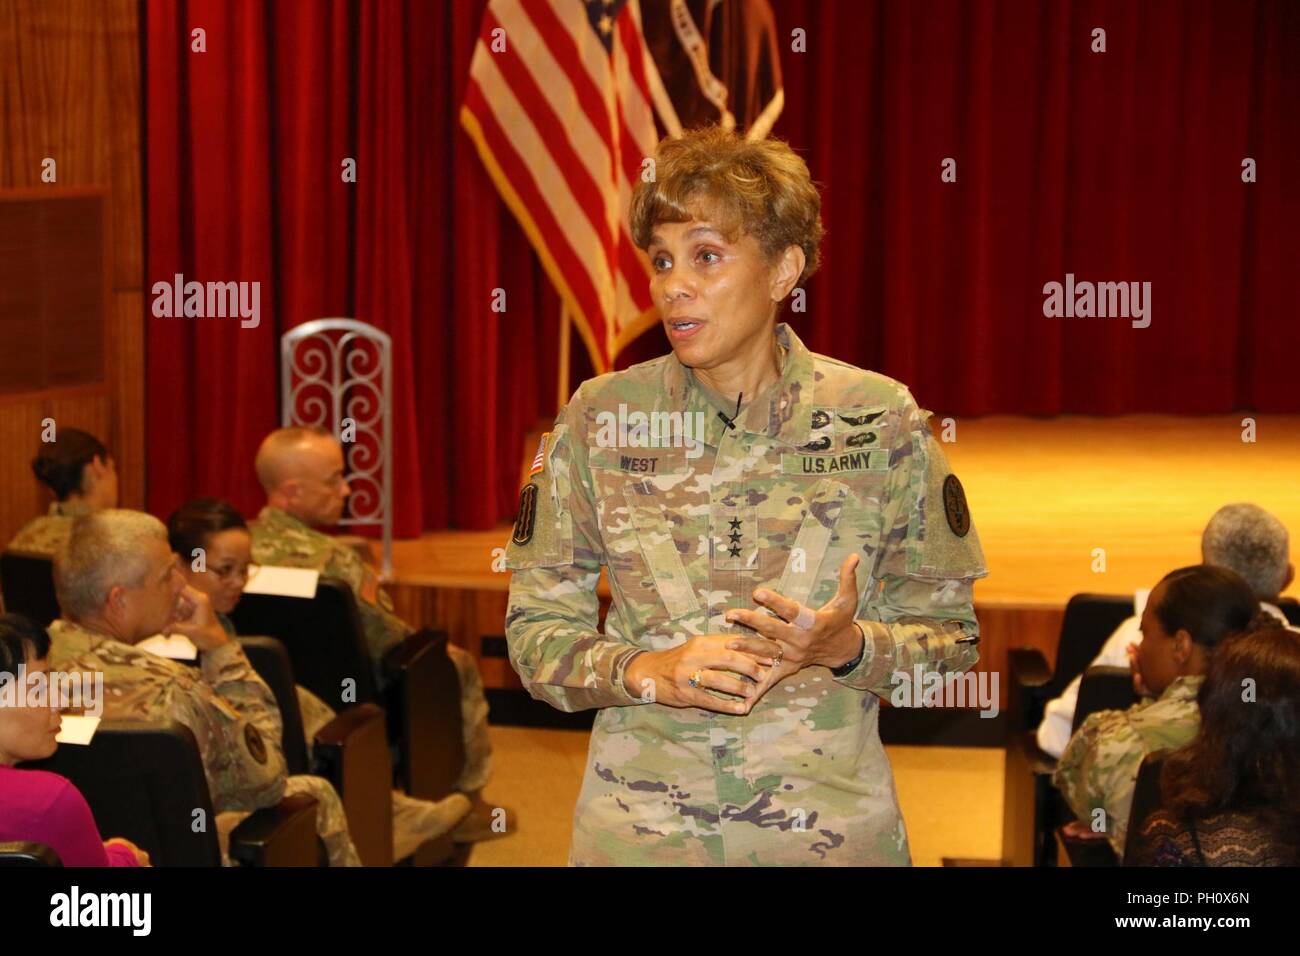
[629,126,823,286]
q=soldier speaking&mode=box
[506,126,987,865]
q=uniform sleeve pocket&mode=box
[505,426,575,570]
[774,478,850,607]
[622,483,701,621]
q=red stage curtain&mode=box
[146,0,1300,533]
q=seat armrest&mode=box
[1055,826,1119,867]
[229,793,322,867]
[312,703,393,867]
[383,630,465,865]
[0,842,63,867]
[1008,648,1052,687]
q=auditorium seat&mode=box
[239,636,394,866]
[1071,666,1139,734]
[1002,594,1134,866]
[0,842,62,867]
[229,578,464,864]
[22,720,321,866]
[1122,753,1168,864]
[0,550,60,625]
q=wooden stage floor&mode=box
[385,415,1300,693]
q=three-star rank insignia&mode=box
[713,507,756,570]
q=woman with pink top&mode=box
[0,613,149,867]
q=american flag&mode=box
[529,431,549,475]
[460,0,681,373]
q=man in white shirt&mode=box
[1037,503,1295,758]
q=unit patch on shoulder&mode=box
[942,474,971,537]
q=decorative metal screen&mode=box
[280,318,393,577]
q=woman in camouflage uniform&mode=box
[8,428,117,555]
[505,126,987,865]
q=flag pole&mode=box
[557,301,571,413]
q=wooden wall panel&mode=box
[110,290,145,507]
[0,0,144,535]
[0,398,50,548]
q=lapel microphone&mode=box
[717,392,743,431]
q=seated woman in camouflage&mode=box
[1127,622,1300,866]
[8,428,118,555]
[1055,564,1262,856]
[166,496,472,859]
[505,126,988,866]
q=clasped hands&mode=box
[623,554,865,715]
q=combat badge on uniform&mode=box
[513,484,538,545]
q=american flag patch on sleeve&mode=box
[529,432,550,476]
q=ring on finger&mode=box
[688,670,703,688]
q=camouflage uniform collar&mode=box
[51,500,95,519]
[49,618,122,656]
[662,322,814,450]
[257,505,318,536]
[1160,673,1205,701]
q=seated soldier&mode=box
[1054,564,1262,854]
[167,496,471,858]
[250,426,511,843]
[0,613,148,866]
[1128,623,1300,866]
[8,428,118,556]
[47,509,359,865]
[1037,502,1295,758]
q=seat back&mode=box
[229,577,376,709]
[1048,594,1134,700]
[0,551,60,625]
[1072,665,1140,734]
[22,720,222,866]
[0,842,62,867]
[238,637,310,776]
[1123,752,1169,862]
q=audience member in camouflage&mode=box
[250,429,504,840]
[1054,674,1203,854]
[169,496,472,859]
[1053,564,1262,855]
[47,509,360,866]
[8,501,95,556]
[9,427,117,556]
